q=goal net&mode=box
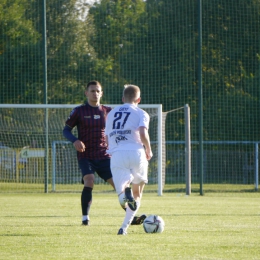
[0,104,163,194]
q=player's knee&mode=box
[107,178,115,189]
[83,174,94,186]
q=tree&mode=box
[201,0,260,141]
[44,0,97,104]
[0,0,41,103]
[87,0,147,103]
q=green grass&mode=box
[0,182,258,193]
[0,192,260,260]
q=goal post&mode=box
[0,104,163,195]
[162,104,191,195]
[185,104,191,195]
[50,104,163,195]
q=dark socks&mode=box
[81,186,93,215]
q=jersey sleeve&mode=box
[139,110,150,129]
[65,107,79,128]
[106,106,112,114]
[105,111,112,136]
[63,125,78,143]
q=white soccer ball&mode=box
[143,215,165,233]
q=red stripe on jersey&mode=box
[65,103,112,160]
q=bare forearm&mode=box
[139,127,153,160]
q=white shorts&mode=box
[110,149,148,195]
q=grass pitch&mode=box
[0,192,259,260]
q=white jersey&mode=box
[105,103,150,153]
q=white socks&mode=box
[121,200,140,230]
[82,215,89,221]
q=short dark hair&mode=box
[86,80,102,90]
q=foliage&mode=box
[0,0,41,103]
[87,0,147,103]
[0,0,259,141]
[201,1,260,141]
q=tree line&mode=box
[0,0,259,142]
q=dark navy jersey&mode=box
[64,102,112,160]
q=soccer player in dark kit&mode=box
[63,80,146,226]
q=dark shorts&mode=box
[78,158,112,182]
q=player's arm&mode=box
[105,135,111,154]
[63,125,85,152]
[139,126,153,160]
[105,135,109,147]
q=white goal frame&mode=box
[0,104,163,195]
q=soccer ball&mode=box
[143,215,165,233]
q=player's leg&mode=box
[118,186,139,234]
[78,159,95,225]
[122,182,145,229]
[102,174,141,221]
[125,184,138,211]
[97,159,129,213]
[110,151,135,234]
[106,177,115,190]
[100,162,138,218]
[115,150,149,234]
[97,159,136,220]
[128,150,148,226]
[132,181,145,201]
[117,190,145,224]
[96,159,115,189]
[119,186,140,234]
[131,149,148,202]
[96,158,129,211]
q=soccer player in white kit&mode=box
[105,84,153,235]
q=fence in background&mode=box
[1,1,259,193]
[0,141,258,193]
